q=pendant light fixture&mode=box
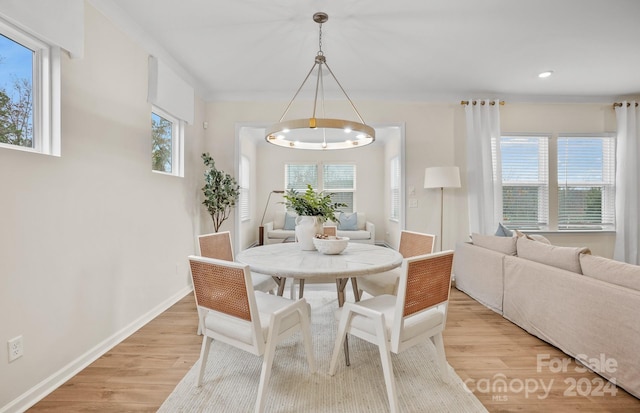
[265,12,375,150]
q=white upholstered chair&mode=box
[357,230,436,297]
[329,251,454,413]
[189,255,316,413]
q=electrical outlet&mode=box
[8,335,23,362]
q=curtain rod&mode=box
[460,100,505,106]
[613,102,639,108]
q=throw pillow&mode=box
[495,223,513,237]
[338,212,358,231]
[283,212,297,230]
[513,229,551,245]
[471,233,517,255]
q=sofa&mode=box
[453,233,640,399]
[263,211,375,245]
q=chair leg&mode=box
[299,307,317,373]
[329,308,352,376]
[196,336,213,386]
[432,333,450,383]
[255,319,281,413]
[375,320,399,413]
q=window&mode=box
[557,136,615,230]
[323,164,356,212]
[390,156,400,220]
[284,163,355,213]
[498,136,549,229]
[495,134,615,231]
[0,19,60,155]
[239,155,250,221]
[151,106,184,176]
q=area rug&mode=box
[159,289,488,413]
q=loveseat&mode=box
[453,234,640,399]
[263,211,375,245]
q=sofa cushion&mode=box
[283,212,297,230]
[338,212,358,230]
[580,254,640,292]
[273,211,287,230]
[471,233,517,255]
[471,233,517,256]
[516,236,590,274]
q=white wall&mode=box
[0,5,204,411]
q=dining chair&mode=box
[189,255,316,413]
[198,232,278,294]
[356,230,436,297]
[329,250,454,413]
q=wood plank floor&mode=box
[29,287,639,412]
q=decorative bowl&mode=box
[313,236,350,255]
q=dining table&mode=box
[236,242,403,365]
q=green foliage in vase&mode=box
[282,184,347,223]
[201,152,240,232]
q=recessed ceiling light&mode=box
[538,70,554,78]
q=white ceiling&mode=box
[96,0,640,103]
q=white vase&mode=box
[295,216,323,250]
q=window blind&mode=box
[285,164,318,190]
[239,156,250,220]
[557,136,615,229]
[499,136,549,229]
[323,164,355,213]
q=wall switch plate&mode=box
[409,199,418,208]
[8,336,23,362]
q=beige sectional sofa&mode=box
[453,234,640,399]
[263,211,375,244]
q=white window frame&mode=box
[284,162,356,213]
[496,135,550,230]
[496,133,616,232]
[557,134,616,230]
[0,17,60,156]
[151,106,184,177]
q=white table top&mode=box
[236,242,403,280]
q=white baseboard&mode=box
[0,286,193,413]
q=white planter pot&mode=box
[295,216,323,250]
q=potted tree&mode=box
[283,184,346,250]
[201,152,240,232]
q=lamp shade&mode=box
[424,166,461,189]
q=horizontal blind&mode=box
[285,164,318,190]
[323,164,355,213]
[499,136,549,229]
[323,164,356,190]
[557,137,615,229]
[239,156,250,220]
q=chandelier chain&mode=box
[318,23,323,55]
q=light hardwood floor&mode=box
[30,287,639,412]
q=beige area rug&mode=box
[159,288,488,413]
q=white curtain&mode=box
[465,100,502,235]
[614,101,640,264]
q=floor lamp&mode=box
[424,167,461,251]
[258,190,284,245]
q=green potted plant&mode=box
[201,152,240,232]
[282,184,347,250]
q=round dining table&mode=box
[236,242,403,366]
[236,242,403,303]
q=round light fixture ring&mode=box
[266,118,375,150]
